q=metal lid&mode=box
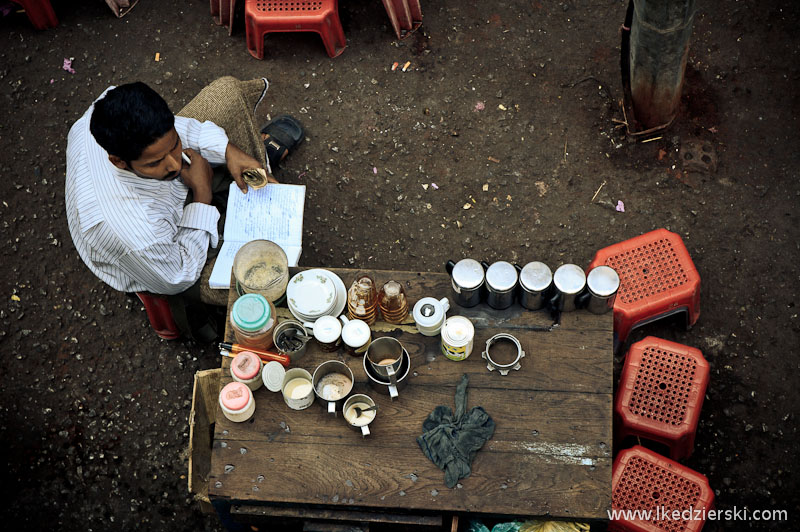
[262,361,286,392]
[451,259,484,290]
[342,319,370,347]
[587,266,620,297]
[519,261,553,292]
[231,293,271,332]
[485,261,518,291]
[553,264,586,295]
[413,297,446,327]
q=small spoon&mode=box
[353,404,378,417]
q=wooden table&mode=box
[209,268,613,530]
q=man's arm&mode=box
[117,204,220,295]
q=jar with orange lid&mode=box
[230,293,276,350]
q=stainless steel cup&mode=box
[551,264,587,312]
[518,261,553,310]
[311,360,354,414]
[342,394,377,437]
[586,265,620,314]
[365,337,405,385]
[445,259,485,308]
[364,349,410,400]
[482,260,518,310]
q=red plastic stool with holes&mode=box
[136,292,181,340]
[244,0,346,59]
[588,228,700,348]
[10,0,58,29]
[615,337,709,460]
[611,445,714,532]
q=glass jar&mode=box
[230,293,276,350]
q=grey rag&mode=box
[417,374,496,488]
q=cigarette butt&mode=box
[488,156,501,163]
[402,61,411,72]
[391,61,399,71]
[155,52,160,62]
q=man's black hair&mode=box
[89,82,175,163]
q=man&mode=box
[65,77,303,339]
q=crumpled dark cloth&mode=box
[417,374,495,488]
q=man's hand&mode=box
[225,143,279,193]
[180,148,213,204]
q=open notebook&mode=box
[208,183,306,289]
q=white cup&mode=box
[304,315,342,351]
[412,297,450,336]
[340,315,372,356]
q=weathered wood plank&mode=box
[209,439,611,517]
[231,505,443,526]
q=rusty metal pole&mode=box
[629,0,696,129]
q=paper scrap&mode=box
[474,101,485,112]
[154,52,160,62]
[482,183,489,192]
[431,183,439,190]
[62,58,75,74]
[462,203,472,210]
[616,200,625,212]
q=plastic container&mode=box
[219,382,256,422]
[230,351,263,391]
[440,316,475,361]
[231,293,276,350]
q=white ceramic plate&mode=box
[287,269,336,317]
[322,270,346,318]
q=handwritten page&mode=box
[208,183,306,289]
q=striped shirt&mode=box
[65,87,229,295]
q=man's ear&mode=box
[108,155,128,170]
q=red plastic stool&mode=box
[588,228,700,347]
[244,0,346,59]
[615,337,709,460]
[611,445,714,532]
[10,0,58,29]
[381,0,422,39]
[136,292,181,340]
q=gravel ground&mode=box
[0,0,798,530]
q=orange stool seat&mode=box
[588,228,700,347]
[615,337,709,460]
[136,292,181,340]
[245,0,346,59]
[611,445,714,532]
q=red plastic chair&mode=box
[381,0,422,39]
[615,337,709,461]
[588,228,701,348]
[610,446,714,532]
[244,0,346,59]
[210,0,237,35]
[10,0,58,29]
[136,292,181,340]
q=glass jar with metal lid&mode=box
[482,260,518,310]
[518,261,553,310]
[231,293,276,350]
[445,259,485,307]
[551,264,587,312]
[585,265,620,314]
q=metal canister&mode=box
[551,264,587,312]
[445,259,485,308]
[440,316,475,361]
[483,261,518,310]
[518,261,553,310]
[585,265,620,314]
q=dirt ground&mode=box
[0,0,798,530]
